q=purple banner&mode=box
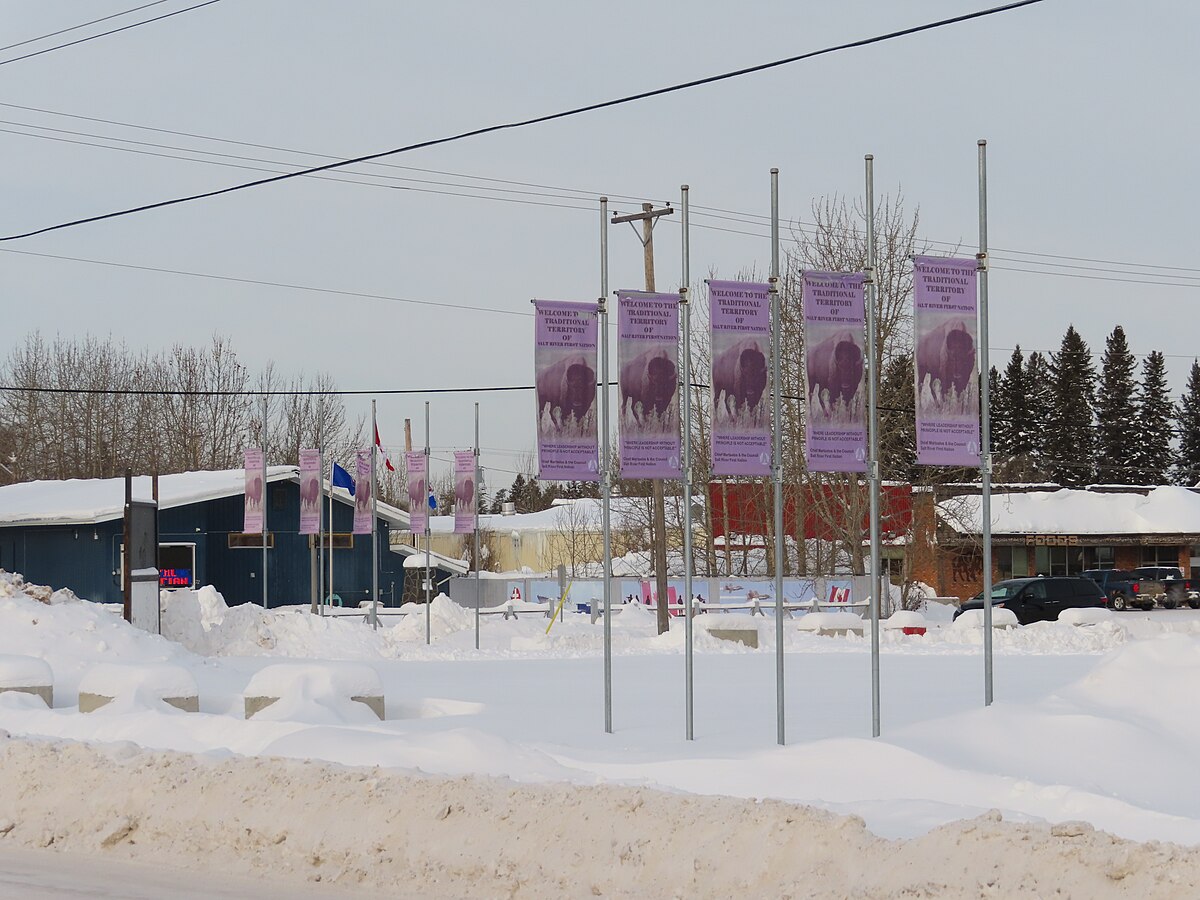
[406,451,427,533]
[454,451,475,534]
[353,450,372,534]
[534,300,600,482]
[709,280,771,476]
[243,448,264,533]
[913,256,980,466]
[618,291,681,480]
[299,448,321,535]
[802,272,867,473]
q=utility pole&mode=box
[612,201,675,635]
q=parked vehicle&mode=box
[1130,566,1198,609]
[1080,569,1153,612]
[953,576,1107,625]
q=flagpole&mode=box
[425,400,432,645]
[474,401,481,651]
[599,195,613,735]
[371,401,379,630]
[328,455,334,616]
[771,167,785,746]
[681,184,695,742]
[317,448,324,616]
[865,154,882,739]
[261,394,268,610]
[979,139,994,706]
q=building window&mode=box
[996,546,1029,580]
[1141,546,1182,567]
[1082,546,1115,569]
[1034,545,1080,576]
[228,532,275,549]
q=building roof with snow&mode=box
[0,467,410,529]
[937,486,1200,540]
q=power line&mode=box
[0,1,171,53]
[0,0,1047,241]
[0,1,222,67]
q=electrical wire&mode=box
[0,0,1047,241]
[0,1,222,67]
[0,1,171,53]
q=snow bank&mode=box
[0,655,52,689]
[949,607,1019,628]
[1060,607,1117,626]
[77,663,198,711]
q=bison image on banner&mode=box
[406,450,428,533]
[802,272,867,473]
[353,450,372,534]
[708,279,771,476]
[618,291,681,480]
[913,255,980,466]
[454,450,475,534]
[534,300,600,482]
[298,448,321,535]
[243,448,265,533]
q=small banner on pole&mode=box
[617,291,681,479]
[243,448,265,533]
[454,451,475,534]
[533,300,600,482]
[406,451,427,533]
[802,271,867,472]
[708,279,771,476]
[913,255,980,466]
[299,448,321,535]
[353,449,372,534]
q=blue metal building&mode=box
[0,467,454,608]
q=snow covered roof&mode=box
[427,495,702,535]
[938,486,1200,536]
[394,545,469,575]
[0,467,410,529]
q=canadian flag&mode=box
[828,585,851,604]
[374,424,396,472]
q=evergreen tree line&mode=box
[988,324,1200,487]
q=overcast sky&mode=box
[3,1,1196,487]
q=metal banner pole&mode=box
[474,401,481,651]
[865,154,882,738]
[600,196,613,734]
[371,400,379,629]
[318,448,324,616]
[327,456,333,616]
[979,139,994,705]
[680,184,695,741]
[425,400,432,645]
[261,394,268,609]
[770,167,785,746]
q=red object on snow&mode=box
[901,626,927,636]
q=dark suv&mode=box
[953,576,1107,625]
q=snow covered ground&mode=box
[2,569,1200,895]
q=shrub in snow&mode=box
[77,663,199,713]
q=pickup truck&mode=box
[1081,569,1153,611]
[1130,566,1199,610]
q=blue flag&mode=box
[428,491,437,510]
[332,462,355,496]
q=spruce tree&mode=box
[1022,350,1053,480]
[1095,326,1138,483]
[1133,350,1174,485]
[987,365,1008,456]
[1002,347,1032,459]
[1176,360,1200,485]
[879,351,917,481]
[1046,326,1097,486]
